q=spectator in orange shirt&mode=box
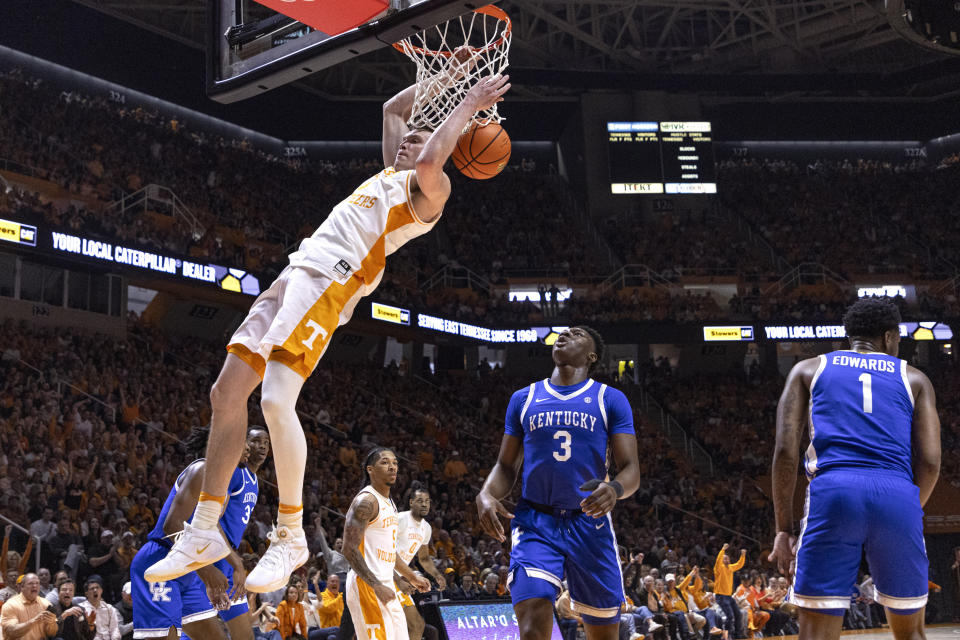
[443,452,467,482]
[714,544,745,639]
[275,585,308,640]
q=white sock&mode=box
[191,497,223,530]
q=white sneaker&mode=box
[647,621,663,633]
[246,525,309,593]
[144,523,230,582]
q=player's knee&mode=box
[259,388,294,424]
[210,375,248,412]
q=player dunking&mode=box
[770,297,941,640]
[477,327,641,640]
[145,67,510,591]
[396,481,446,640]
[343,448,430,640]
[131,426,270,640]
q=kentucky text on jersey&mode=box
[806,350,914,480]
[528,410,598,432]
[505,378,634,509]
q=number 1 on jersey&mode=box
[859,372,873,414]
[553,430,571,461]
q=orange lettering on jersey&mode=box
[376,549,396,562]
[382,515,398,527]
[346,193,379,209]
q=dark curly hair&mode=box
[183,425,210,459]
[574,325,606,371]
[842,297,902,340]
[361,446,392,489]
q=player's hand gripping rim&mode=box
[443,46,478,85]
[767,531,798,579]
[476,492,514,542]
[579,479,621,518]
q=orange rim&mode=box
[392,5,511,58]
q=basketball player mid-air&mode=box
[131,426,269,640]
[769,297,941,640]
[344,448,430,640]
[145,65,510,591]
[396,481,446,640]
[477,326,641,640]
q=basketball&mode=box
[452,122,511,180]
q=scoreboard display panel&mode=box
[607,121,717,195]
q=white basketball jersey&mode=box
[396,511,432,565]
[287,167,440,294]
[354,486,399,585]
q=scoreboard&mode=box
[607,121,717,195]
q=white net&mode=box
[393,5,511,131]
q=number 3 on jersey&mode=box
[553,430,571,461]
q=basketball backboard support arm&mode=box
[207,0,488,104]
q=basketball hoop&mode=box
[393,5,511,130]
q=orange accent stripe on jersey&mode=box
[274,201,418,380]
[198,492,226,505]
[278,503,303,514]
[356,578,387,640]
[227,343,266,379]
[268,347,314,379]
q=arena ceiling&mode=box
[62,0,960,100]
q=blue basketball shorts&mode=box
[508,501,625,623]
[131,541,218,638]
[791,470,928,612]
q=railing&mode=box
[420,264,491,294]
[632,386,714,476]
[566,189,618,269]
[762,262,853,296]
[105,184,203,238]
[0,157,45,179]
[0,513,41,573]
[931,275,958,297]
[907,232,958,276]
[719,201,793,274]
[599,263,675,292]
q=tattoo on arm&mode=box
[342,494,381,588]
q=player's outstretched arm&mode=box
[476,433,522,542]
[412,74,510,214]
[382,86,417,168]
[769,358,816,575]
[382,47,476,167]
[342,493,394,604]
[416,544,446,590]
[908,366,941,507]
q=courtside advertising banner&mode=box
[437,601,564,640]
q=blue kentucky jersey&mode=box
[222,466,259,548]
[807,350,915,480]
[148,461,258,549]
[505,378,634,509]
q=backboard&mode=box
[207,0,485,103]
